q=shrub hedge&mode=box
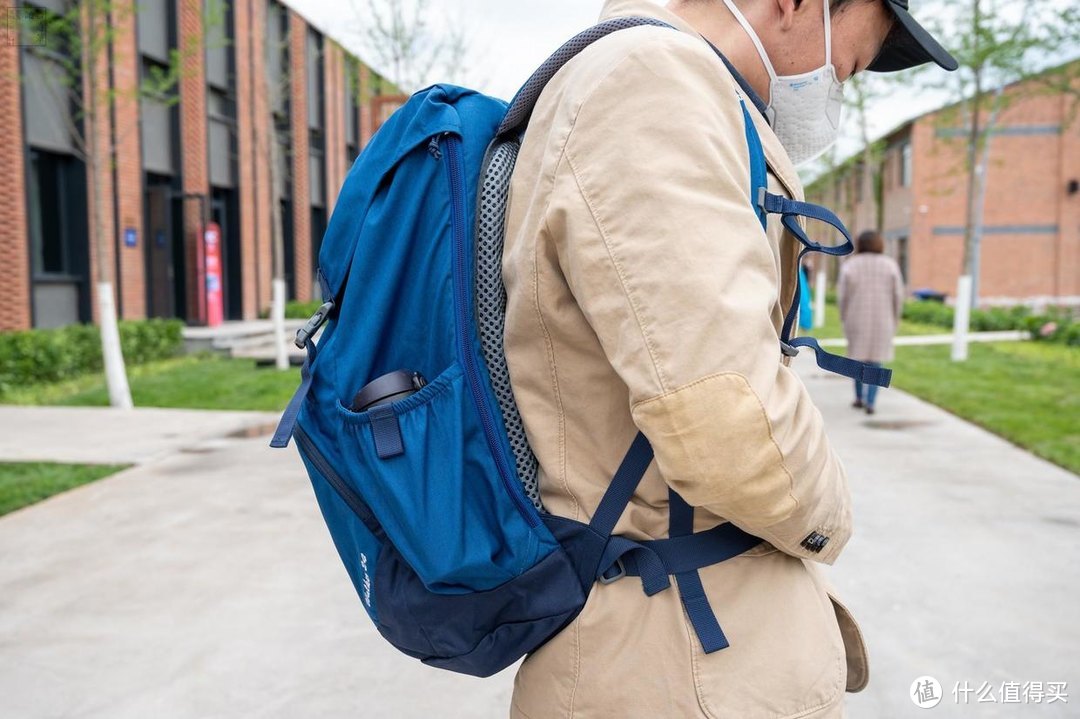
[285,301,324,320]
[0,319,185,393]
[902,301,1078,347]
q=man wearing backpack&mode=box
[503,0,956,716]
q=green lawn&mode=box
[1,355,301,412]
[889,342,1079,475]
[806,302,948,340]
[2,337,1074,476]
[0,462,129,516]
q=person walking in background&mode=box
[838,230,905,415]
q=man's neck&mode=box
[666,0,772,104]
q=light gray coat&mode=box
[838,253,906,363]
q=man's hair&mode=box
[856,230,885,254]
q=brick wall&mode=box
[0,36,30,330]
[323,41,342,216]
[359,62,374,147]
[234,0,273,319]
[289,9,312,302]
[83,3,117,325]
[914,87,1073,302]
[111,0,146,320]
[813,71,1080,305]
[179,0,209,322]
[0,0,391,328]
[1054,89,1079,300]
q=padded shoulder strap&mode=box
[497,17,673,139]
[740,100,768,231]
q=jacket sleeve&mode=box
[543,34,852,564]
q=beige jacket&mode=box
[503,1,869,717]
[838,253,906,363]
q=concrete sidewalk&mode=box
[0,358,1076,717]
[799,354,1079,718]
[0,406,281,464]
[0,408,513,719]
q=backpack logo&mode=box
[360,552,372,608]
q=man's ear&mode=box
[775,0,802,31]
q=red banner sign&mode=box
[204,222,224,327]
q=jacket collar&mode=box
[597,0,803,200]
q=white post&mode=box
[96,282,134,409]
[814,269,827,329]
[272,278,290,371]
[951,275,973,362]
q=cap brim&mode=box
[868,3,959,73]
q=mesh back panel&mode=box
[476,140,543,510]
[478,17,673,512]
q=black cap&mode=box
[868,0,959,73]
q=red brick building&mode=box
[809,68,1080,307]
[0,0,402,330]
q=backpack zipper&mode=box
[443,133,540,530]
[295,424,385,540]
[428,136,443,160]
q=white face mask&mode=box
[722,0,845,166]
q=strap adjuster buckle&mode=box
[295,301,336,349]
[599,558,627,585]
[780,341,800,358]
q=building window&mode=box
[896,236,910,282]
[344,59,361,163]
[901,141,913,188]
[27,149,90,326]
[306,29,324,132]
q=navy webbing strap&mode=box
[369,404,406,459]
[757,190,892,389]
[270,341,317,449]
[636,521,763,574]
[609,521,762,590]
[270,272,335,449]
[591,432,672,596]
[588,431,655,538]
[591,435,765,650]
[789,336,893,387]
[598,535,670,596]
[669,491,731,653]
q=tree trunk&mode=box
[86,0,133,408]
[266,56,290,371]
[960,0,984,310]
[968,85,1006,306]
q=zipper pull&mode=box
[428,136,442,160]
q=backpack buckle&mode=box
[598,558,627,585]
[780,341,800,358]
[296,301,336,349]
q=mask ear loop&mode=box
[722,0,779,84]
[823,0,834,69]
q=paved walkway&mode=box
[801,355,1078,718]
[0,355,1076,717]
[0,408,513,719]
[0,406,281,464]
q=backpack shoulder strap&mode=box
[496,17,674,140]
[740,100,769,231]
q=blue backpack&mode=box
[271,18,891,679]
